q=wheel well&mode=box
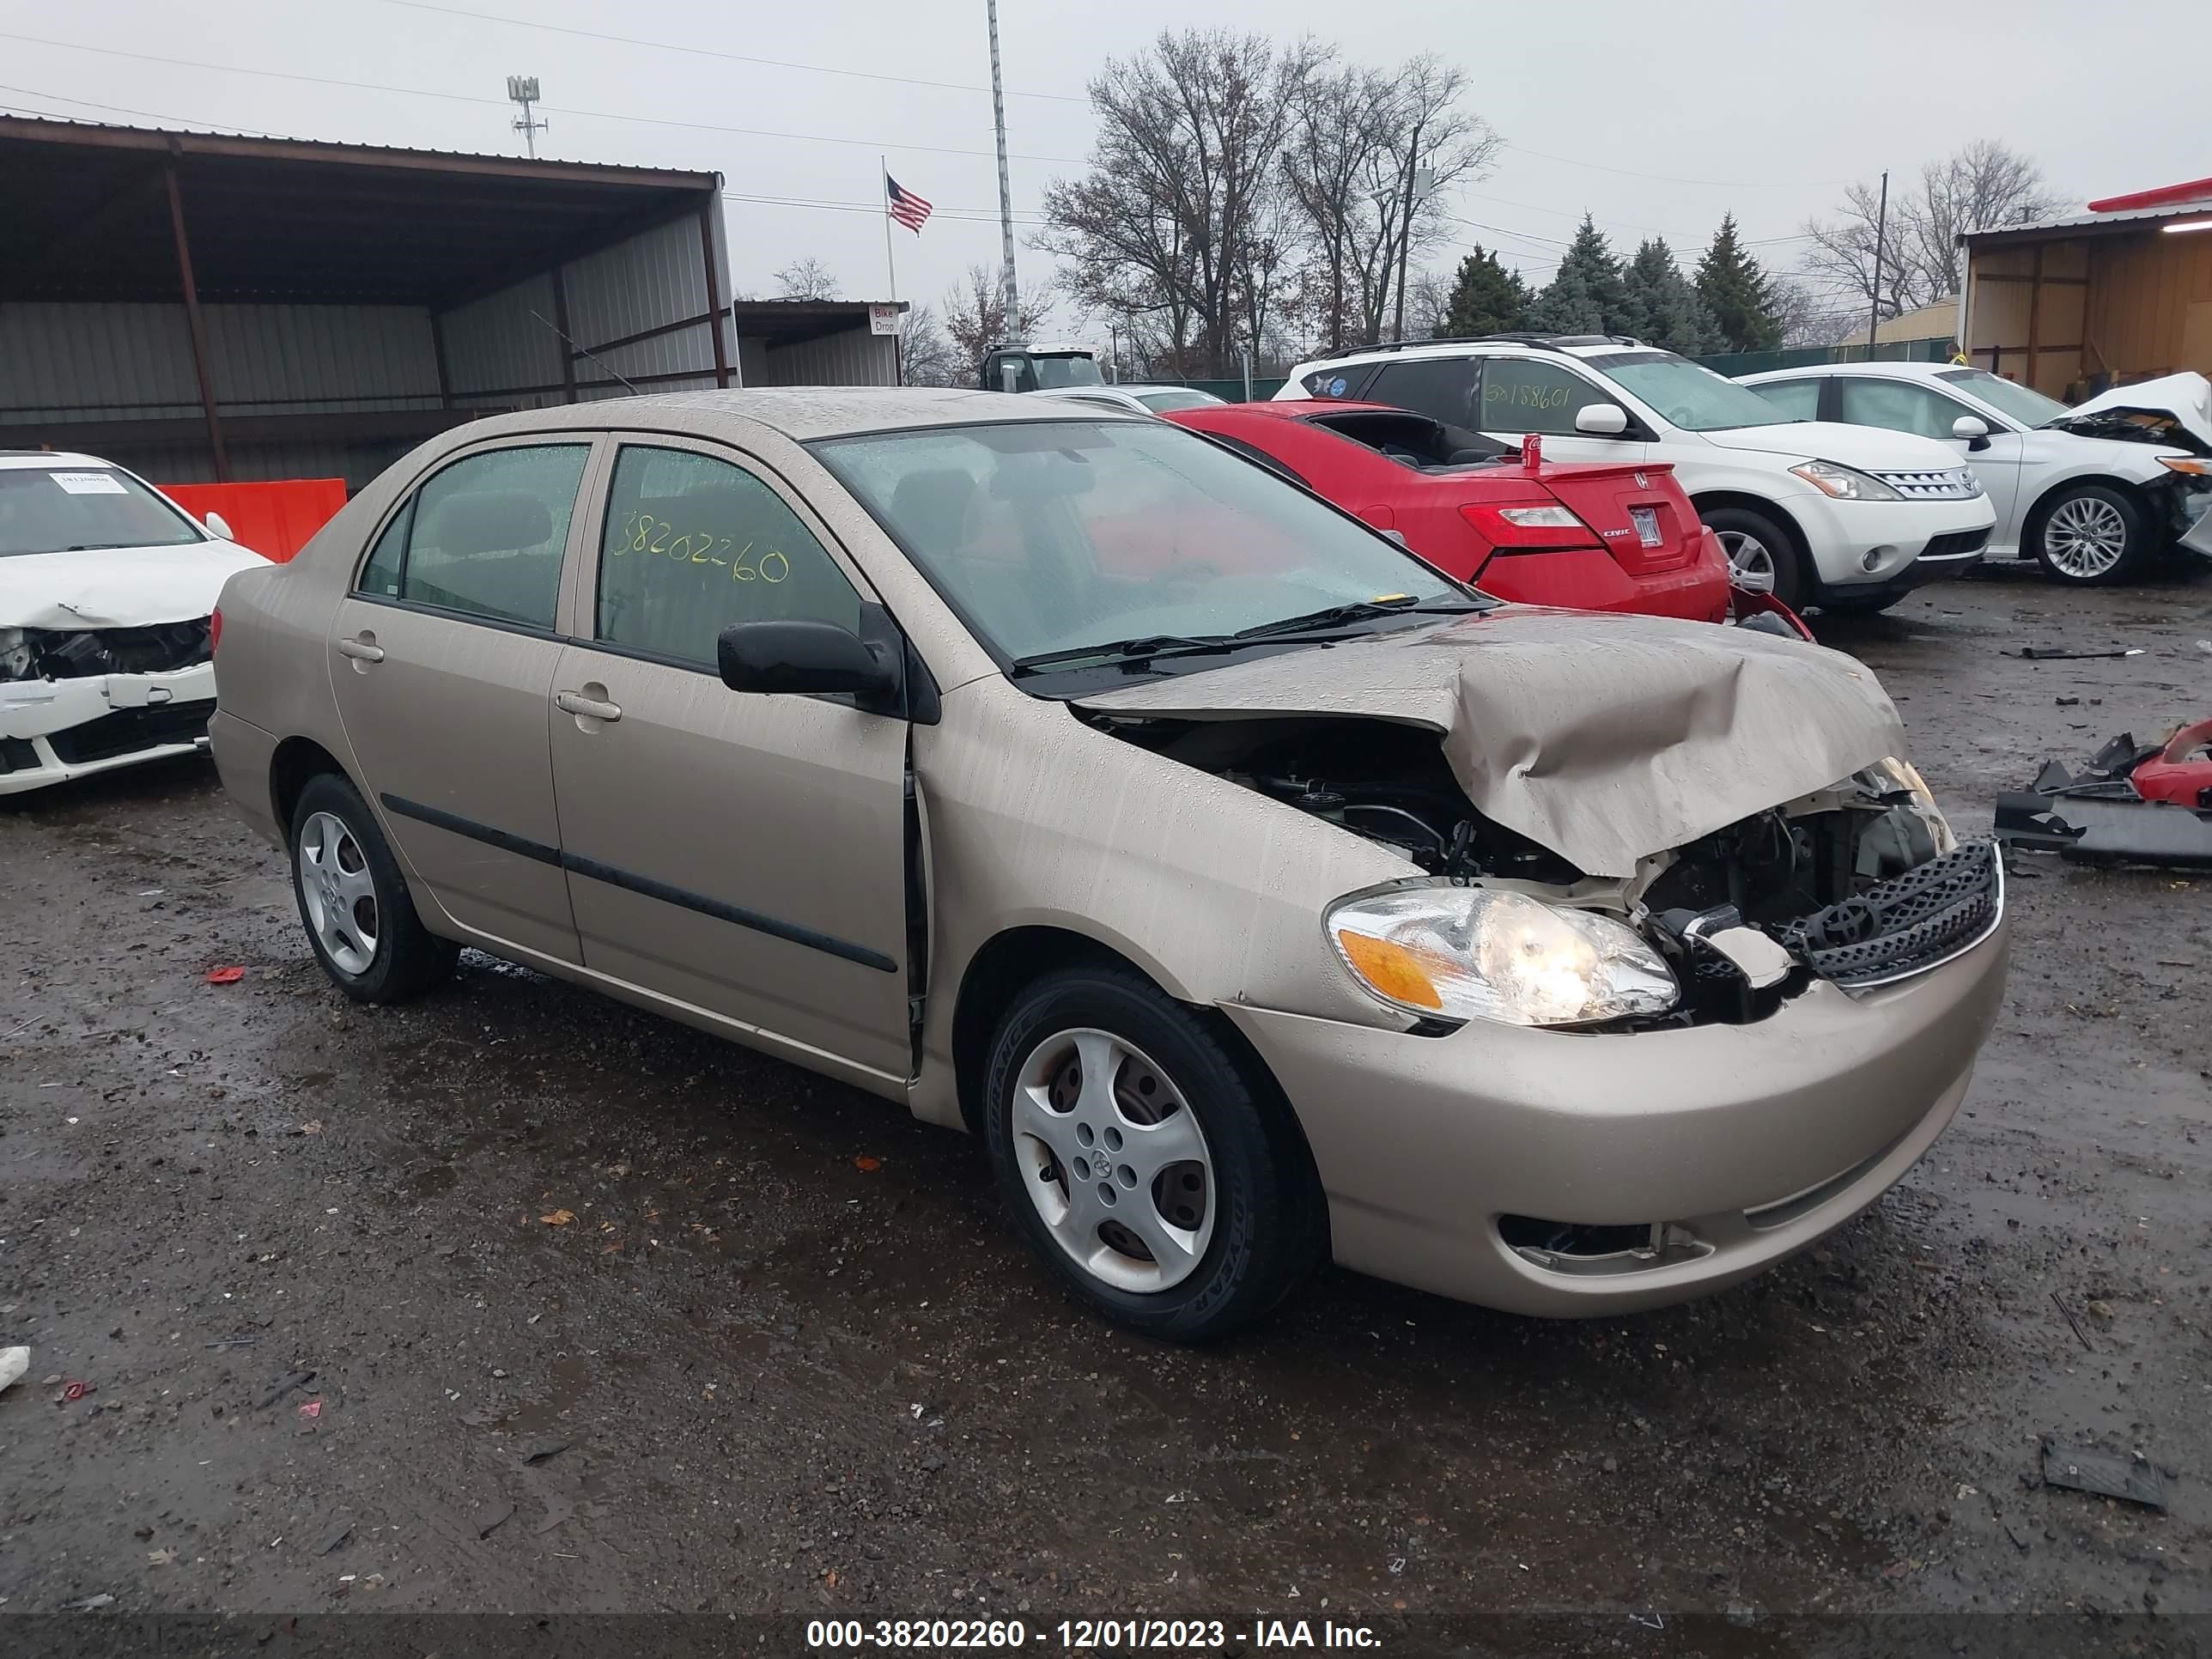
[2021,475,2149,542]
[270,737,350,836]
[1690,490,1812,567]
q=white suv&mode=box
[1279,335,1997,612]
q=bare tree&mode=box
[897,302,963,387]
[1799,141,2059,323]
[1404,267,1452,339]
[940,264,1056,383]
[772,257,842,301]
[1038,29,1323,378]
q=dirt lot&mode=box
[3,563,2209,1648]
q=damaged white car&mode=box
[1,452,264,795]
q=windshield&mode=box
[1584,350,1797,432]
[1936,368,2068,428]
[1131,387,1224,412]
[1032,355,1104,389]
[812,420,1466,667]
[0,465,206,557]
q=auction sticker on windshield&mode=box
[48,471,130,495]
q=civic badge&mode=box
[1634,471,1650,488]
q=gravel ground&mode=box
[2,562,2209,1647]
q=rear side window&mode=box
[1301,366,1368,400]
[1366,358,1480,428]
[376,444,590,629]
[1477,359,1612,434]
[1748,378,1823,422]
[1836,379,1971,441]
[594,446,862,669]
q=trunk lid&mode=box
[1523,458,1697,574]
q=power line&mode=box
[0,30,1092,165]
[378,0,1091,105]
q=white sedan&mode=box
[0,453,265,794]
[1739,362,2212,585]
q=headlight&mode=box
[1790,459,1903,501]
[2159,456,2212,477]
[1328,884,1679,1028]
[1861,756,1956,854]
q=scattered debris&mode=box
[2012,646,2145,660]
[2041,1440,2166,1510]
[2051,1292,2094,1353]
[317,1518,355,1555]
[539,1210,575,1226]
[204,1336,258,1350]
[205,965,246,985]
[0,1346,27,1395]
[473,1498,515,1539]
[256,1368,316,1409]
[297,1400,323,1419]
[854,1155,882,1172]
[67,1593,115,1612]
[520,1437,570,1465]
[147,1547,178,1566]
[2055,696,2080,707]
[1996,726,2212,868]
[62,1379,93,1402]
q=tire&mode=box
[2031,483,2149,585]
[289,772,459,1003]
[1702,505,1805,609]
[981,964,1326,1343]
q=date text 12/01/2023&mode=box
[806,1619,1382,1650]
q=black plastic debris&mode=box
[2041,1440,2166,1510]
[255,1368,315,1410]
[1996,732,2212,869]
[2012,646,2145,660]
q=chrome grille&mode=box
[1869,467,1982,500]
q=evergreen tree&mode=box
[1437,246,1530,337]
[1694,215,1782,352]
[1532,215,1629,335]
[1619,237,1723,355]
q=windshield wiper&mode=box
[1010,633,1237,673]
[1230,595,1485,641]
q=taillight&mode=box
[210,606,222,655]
[1458,501,1601,550]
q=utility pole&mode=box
[1866,168,1890,358]
[507,76,547,158]
[985,0,1020,343]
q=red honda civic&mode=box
[1165,400,1733,623]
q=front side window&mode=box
[1580,350,1792,432]
[0,465,207,558]
[1836,378,1972,441]
[1747,378,1823,422]
[594,446,861,667]
[1936,368,2066,428]
[386,444,590,629]
[1366,358,1480,428]
[812,420,1464,667]
[1475,357,1614,434]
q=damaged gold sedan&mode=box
[207,389,2008,1340]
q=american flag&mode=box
[886,173,933,234]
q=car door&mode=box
[1468,355,1656,468]
[1835,376,2023,533]
[331,438,596,965]
[548,436,912,1084]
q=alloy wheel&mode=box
[2043,496,2129,580]
[1718,530,1777,593]
[297,810,380,977]
[1011,1027,1216,1293]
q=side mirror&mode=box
[717,620,899,708]
[1573,404,1631,437]
[204,510,234,540]
[1951,414,1990,452]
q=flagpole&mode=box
[881,155,897,303]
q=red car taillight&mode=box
[210,606,222,655]
[1457,501,1601,550]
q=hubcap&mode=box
[1011,1028,1215,1294]
[1719,530,1777,594]
[297,811,380,977]
[2044,496,2128,579]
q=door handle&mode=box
[337,635,384,663]
[556,690,623,723]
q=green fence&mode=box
[1696,337,1955,378]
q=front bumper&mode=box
[0,662,218,795]
[1226,913,2008,1317]
[1785,489,1996,594]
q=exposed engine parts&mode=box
[0,618,213,682]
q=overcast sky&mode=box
[2,0,2199,339]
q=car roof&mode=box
[456,386,1127,446]
[0,451,110,469]
[1194,399,1409,420]
[1741,361,1961,383]
[1298,337,1649,373]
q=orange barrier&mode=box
[159,478,349,563]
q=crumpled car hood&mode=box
[0,540,267,629]
[1074,607,1907,878]
[2051,371,2212,453]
